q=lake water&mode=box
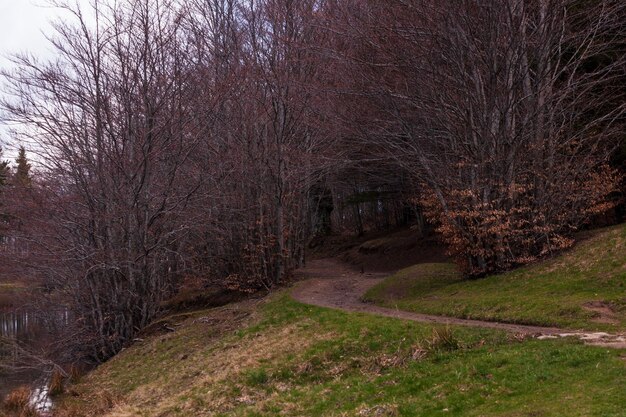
[1,308,69,413]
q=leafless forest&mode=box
[0,0,624,364]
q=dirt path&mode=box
[292,259,626,348]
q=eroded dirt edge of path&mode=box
[291,259,626,349]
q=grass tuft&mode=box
[244,368,270,387]
[48,368,66,397]
[2,386,37,416]
[425,326,461,352]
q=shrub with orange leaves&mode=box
[420,165,620,277]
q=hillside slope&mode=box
[15,224,624,417]
[47,294,626,417]
[365,224,626,331]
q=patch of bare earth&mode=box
[582,301,619,324]
[292,259,626,349]
[537,332,626,349]
[309,228,448,273]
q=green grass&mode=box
[364,224,626,331]
[57,294,626,417]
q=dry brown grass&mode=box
[69,364,84,384]
[144,322,335,417]
[1,386,37,417]
[3,386,31,410]
[54,299,334,417]
[54,390,119,417]
[425,327,461,351]
[48,368,66,397]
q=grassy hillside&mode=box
[365,224,626,331]
[52,294,626,417]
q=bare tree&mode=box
[1,0,623,368]
[331,0,626,276]
[2,0,200,361]
[181,0,330,291]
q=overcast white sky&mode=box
[0,0,90,160]
[0,1,56,66]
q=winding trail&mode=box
[292,259,626,349]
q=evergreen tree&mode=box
[14,146,31,187]
[0,146,9,243]
[0,146,9,187]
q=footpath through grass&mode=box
[365,224,626,332]
[54,294,626,417]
